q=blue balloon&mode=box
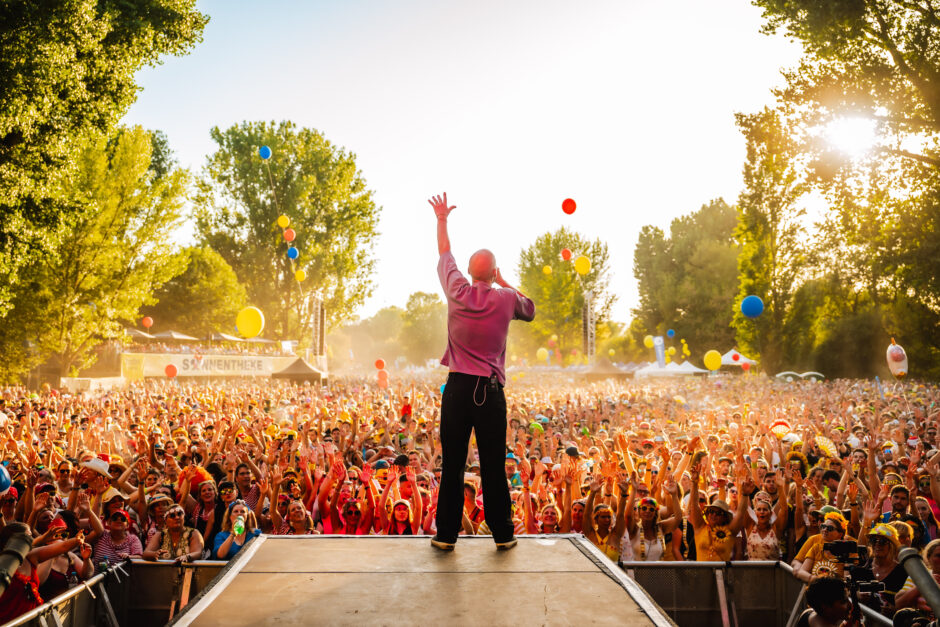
[259,145,272,160]
[0,463,10,497]
[287,246,299,259]
[667,329,675,338]
[440,384,446,394]
[741,295,764,318]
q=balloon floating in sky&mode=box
[142,316,153,329]
[562,198,577,215]
[165,364,178,379]
[294,269,306,282]
[741,295,764,318]
[277,215,290,228]
[742,362,751,371]
[561,248,572,261]
[259,145,272,160]
[287,246,299,260]
[374,359,385,370]
[283,228,296,242]
[0,464,11,496]
[886,339,908,378]
[574,256,591,275]
[643,335,654,349]
[536,347,549,361]
[667,329,675,338]
[608,348,615,357]
[732,353,740,362]
[703,349,722,371]
[236,306,265,338]
[542,265,552,275]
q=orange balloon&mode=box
[377,369,389,380]
[165,364,177,378]
[561,248,572,261]
[562,198,576,215]
[374,359,385,370]
[142,316,153,329]
[283,228,296,242]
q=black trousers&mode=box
[434,372,513,543]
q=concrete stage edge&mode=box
[170,535,674,626]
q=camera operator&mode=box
[857,524,908,616]
[797,577,859,627]
[797,513,852,582]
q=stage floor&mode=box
[171,535,672,626]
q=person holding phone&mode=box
[428,193,535,552]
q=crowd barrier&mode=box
[620,560,893,627]
[2,558,898,627]
[3,560,224,627]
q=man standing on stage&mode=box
[428,192,535,551]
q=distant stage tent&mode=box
[152,330,199,341]
[721,349,757,366]
[674,361,708,374]
[124,328,155,340]
[272,358,325,383]
[245,337,277,344]
[582,357,632,381]
[206,332,244,342]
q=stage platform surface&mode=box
[171,534,673,626]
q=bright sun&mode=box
[824,116,878,158]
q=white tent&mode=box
[675,361,708,374]
[721,349,757,366]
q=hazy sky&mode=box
[122,0,803,323]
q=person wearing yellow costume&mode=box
[688,463,748,561]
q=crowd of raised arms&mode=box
[0,375,938,623]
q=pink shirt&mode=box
[438,251,535,384]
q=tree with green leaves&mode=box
[512,228,613,360]
[141,246,247,338]
[195,121,380,341]
[632,199,739,356]
[733,108,809,373]
[399,291,447,365]
[0,126,188,380]
[0,0,207,316]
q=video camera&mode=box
[823,541,885,614]
[823,540,869,565]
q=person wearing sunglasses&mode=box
[36,514,95,601]
[858,524,907,615]
[143,504,204,563]
[93,509,142,562]
[214,500,260,560]
[624,473,682,562]
[795,512,849,583]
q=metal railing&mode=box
[619,560,893,627]
[2,560,225,627]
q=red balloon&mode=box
[283,228,296,242]
[732,354,740,362]
[562,198,576,215]
[561,248,572,261]
[142,316,153,329]
[374,359,385,370]
[165,364,177,378]
[742,362,751,371]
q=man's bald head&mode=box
[468,249,497,283]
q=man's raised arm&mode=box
[428,193,455,255]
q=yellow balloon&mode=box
[574,256,591,275]
[236,306,265,339]
[542,265,552,275]
[277,215,290,228]
[536,347,549,361]
[608,348,615,356]
[643,335,654,349]
[703,349,722,371]
[668,346,676,355]
[295,269,306,281]
[550,334,558,342]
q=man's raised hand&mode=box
[428,193,455,220]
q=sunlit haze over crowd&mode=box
[123,0,804,323]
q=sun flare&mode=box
[824,116,877,158]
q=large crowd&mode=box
[0,373,938,624]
